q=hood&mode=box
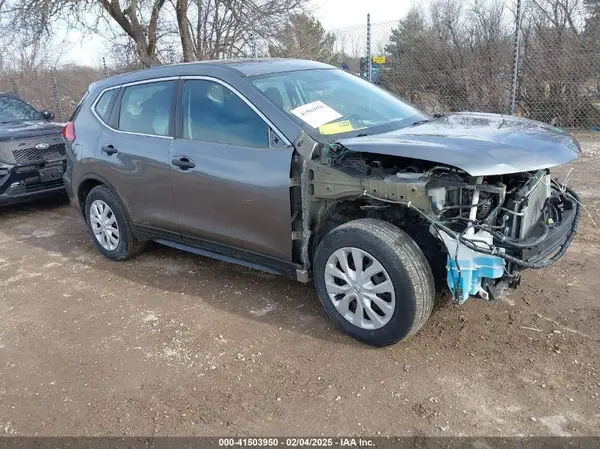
[0,120,64,139]
[337,112,582,176]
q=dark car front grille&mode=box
[0,134,65,165]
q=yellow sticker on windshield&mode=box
[319,120,354,135]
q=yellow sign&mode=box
[373,56,386,64]
[319,120,354,135]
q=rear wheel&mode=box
[84,185,145,261]
[313,218,435,346]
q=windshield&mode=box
[251,68,428,141]
[0,95,43,123]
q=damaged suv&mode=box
[63,59,581,346]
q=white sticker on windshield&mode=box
[290,101,343,128]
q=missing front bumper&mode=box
[440,188,580,304]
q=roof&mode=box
[206,58,334,76]
[93,58,335,91]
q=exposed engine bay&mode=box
[298,141,581,304]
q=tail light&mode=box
[62,121,76,142]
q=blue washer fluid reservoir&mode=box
[437,229,505,304]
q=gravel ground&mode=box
[0,133,599,437]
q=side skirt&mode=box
[132,224,308,283]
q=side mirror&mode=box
[41,109,55,121]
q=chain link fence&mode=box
[3,1,600,130]
[331,2,600,130]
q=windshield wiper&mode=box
[408,114,445,128]
[409,119,430,127]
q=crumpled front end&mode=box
[431,171,580,303]
[305,139,581,304]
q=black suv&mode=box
[0,93,66,206]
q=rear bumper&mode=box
[63,171,83,218]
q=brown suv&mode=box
[63,59,581,346]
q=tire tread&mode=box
[314,218,435,345]
[341,219,435,338]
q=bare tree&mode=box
[174,0,309,61]
[517,0,600,125]
[1,0,308,67]
[378,0,600,125]
[0,0,169,66]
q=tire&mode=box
[84,185,145,261]
[313,218,435,346]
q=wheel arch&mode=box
[309,200,367,265]
[76,174,133,225]
[309,200,445,289]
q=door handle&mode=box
[101,145,118,155]
[171,156,196,170]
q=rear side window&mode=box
[93,89,117,122]
[118,81,175,137]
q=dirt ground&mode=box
[1,133,600,437]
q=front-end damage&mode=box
[292,133,580,304]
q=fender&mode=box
[75,173,135,225]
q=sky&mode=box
[59,0,413,68]
[310,0,411,29]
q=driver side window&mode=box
[182,80,269,148]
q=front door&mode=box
[169,78,294,261]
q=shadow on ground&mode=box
[1,196,453,348]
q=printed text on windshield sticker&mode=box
[290,101,343,129]
[319,120,355,135]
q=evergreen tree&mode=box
[269,13,340,64]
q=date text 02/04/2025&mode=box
[217,438,375,447]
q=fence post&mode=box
[167,45,175,64]
[50,68,65,122]
[367,13,372,82]
[10,79,19,98]
[249,32,258,58]
[101,57,109,78]
[510,0,523,115]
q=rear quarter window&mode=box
[93,89,118,123]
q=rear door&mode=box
[169,77,295,261]
[94,78,181,238]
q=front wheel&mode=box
[313,218,435,346]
